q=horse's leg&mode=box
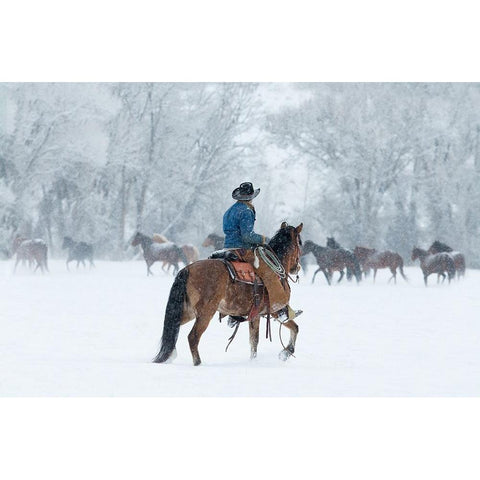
[337,270,344,283]
[66,259,71,271]
[388,268,396,284]
[373,269,377,283]
[317,268,330,285]
[147,260,153,276]
[14,257,20,273]
[249,316,260,359]
[188,315,214,366]
[312,267,321,284]
[279,320,299,361]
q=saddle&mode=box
[209,248,263,285]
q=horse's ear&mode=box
[296,223,303,234]
[281,221,288,229]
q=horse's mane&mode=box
[269,225,301,261]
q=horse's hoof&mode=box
[279,349,292,361]
[250,352,257,360]
[193,356,201,366]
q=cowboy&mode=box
[223,182,302,326]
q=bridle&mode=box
[288,229,302,280]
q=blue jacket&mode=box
[223,201,266,248]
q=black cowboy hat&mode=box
[232,182,260,201]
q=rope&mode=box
[255,246,286,278]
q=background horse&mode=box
[12,235,49,273]
[202,233,225,250]
[181,244,199,264]
[152,233,169,243]
[62,236,95,270]
[354,246,407,283]
[152,234,198,271]
[302,240,362,285]
[326,237,363,282]
[428,240,466,279]
[411,247,456,286]
[326,236,342,249]
[153,222,303,366]
[132,232,188,276]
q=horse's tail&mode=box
[446,255,456,281]
[398,256,408,282]
[153,267,189,363]
[456,254,466,278]
[43,244,49,272]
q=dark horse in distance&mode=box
[411,247,456,286]
[202,233,225,250]
[428,240,466,279]
[302,239,362,285]
[62,236,95,270]
[354,246,407,283]
[132,232,188,276]
[154,223,303,366]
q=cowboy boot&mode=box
[275,305,303,323]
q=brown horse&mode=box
[181,244,199,264]
[153,222,303,366]
[411,247,456,286]
[152,234,198,271]
[428,241,466,279]
[12,235,49,273]
[301,240,362,285]
[132,232,188,276]
[354,246,407,283]
[202,233,225,250]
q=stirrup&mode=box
[275,308,303,324]
[227,315,247,328]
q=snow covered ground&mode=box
[1,259,479,396]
